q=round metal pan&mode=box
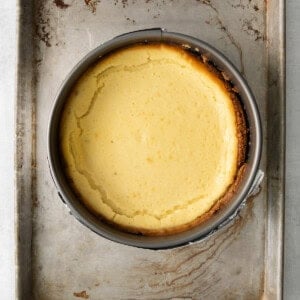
[47,28,262,249]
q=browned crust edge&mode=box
[61,42,249,236]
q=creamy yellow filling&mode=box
[60,44,238,232]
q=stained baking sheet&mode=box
[16,0,285,299]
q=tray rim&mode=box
[14,0,286,299]
[264,0,286,299]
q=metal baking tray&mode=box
[16,0,285,299]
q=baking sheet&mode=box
[16,0,285,299]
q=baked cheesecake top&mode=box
[59,43,246,235]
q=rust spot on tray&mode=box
[84,0,99,13]
[73,290,89,299]
[37,24,51,47]
[242,19,264,41]
[35,2,54,47]
[113,0,141,8]
[125,16,136,24]
[231,3,246,9]
[121,0,129,8]
[259,269,266,298]
[53,0,70,9]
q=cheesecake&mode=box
[59,43,247,235]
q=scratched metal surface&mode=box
[16,0,285,299]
